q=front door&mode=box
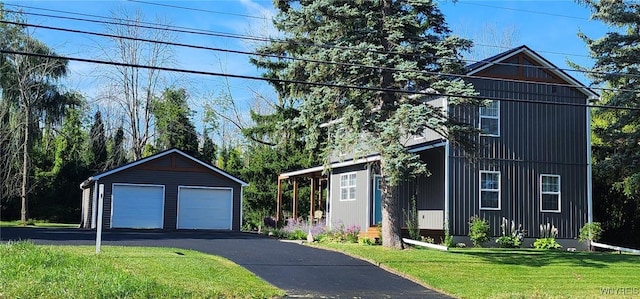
[373,175,382,224]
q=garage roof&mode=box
[81,148,248,188]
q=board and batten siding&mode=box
[448,78,588,239]
[98,169,242,230]
[329,164,370,231]
[396,147,446,226]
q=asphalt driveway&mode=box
[0,227,450,298]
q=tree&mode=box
[107,126,128,169]
[0,8,69,223]
[89,110,108,172]
[577,0,640,246]
[97,8,175,160]
[151,88,198,155]
[253,0,478,248]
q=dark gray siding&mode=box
[329,164,370,231]
[448,77,588,239]
[80,187,94,229]
[397,147,446,224]
[95,168,242,230]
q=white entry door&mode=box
[177,186,233,230]
[111,184,164,229]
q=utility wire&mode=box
[3,48,639,111]
[5,4,596,63]
[5,18,632,95]
[455,1,590,21]
[127,0,269,20]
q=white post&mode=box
[95,184,104,254]
[586,99,594,224]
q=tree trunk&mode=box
[380,174,403,249]
[378,0,402,249]
[20,110,29,224]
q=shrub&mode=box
[533,238,562,249]
[287,229,307,240]
[404,197,420,240]
[534,223,562,250]
[495,217,525,248]
[579,222,603,243]
[317,222,360,243]
[242,208,271,231]
[468,216,490,247]
[442,223,455,247]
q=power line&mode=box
[7,18,630,96]
[126,0,269,20]
[6,3,597,64]
[0,18,605,96]
[3,48,639,112]
[455,1,590,21]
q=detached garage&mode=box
[80,149,247,230]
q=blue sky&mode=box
[3,0,609,121]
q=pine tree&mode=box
[253,0,478,248]
[151,88,199,156]
[578,0,640,246]
[89,111,108,172]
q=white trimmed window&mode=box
[340,173,357,201]
[480,100,500,136]
[541,174,561,212]
[480,171,500,210]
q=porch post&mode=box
[276,177,283,222]
[310,177,316,221]
[292,178,299,219]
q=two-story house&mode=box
[277,45,598,247]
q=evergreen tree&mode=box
[253,0,478,248]
[107,126,128,169]
[577,0,640,246]
[89,110,108,172]
[151,88,199,156]
[199,131,217,165]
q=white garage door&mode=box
[111,184,164,229]
[177,187,233,230]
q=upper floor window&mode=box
[480,171,500,210]
[480,100,500,136]
[340,172,357,201]
[541,174,561,212]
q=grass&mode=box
[0,241,284,298]
[317,243,640,299]
[0,220,79,228]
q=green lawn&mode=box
[318,243,640,299]
[0,220,79,228]
[0,241,284,298]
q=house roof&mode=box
[466,45,599,100]
[80,148,248,188]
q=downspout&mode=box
[327,171,332,229]
[366,163,371,230]
[443,97,451,232]
[91,180,98,229]
[586,97,595,224]
[240,186,244,231]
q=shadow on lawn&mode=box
[451,249,638,268]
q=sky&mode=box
[2,0,611,127]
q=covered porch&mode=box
[276,166,328,224]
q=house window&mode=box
[479,100,499,136]
[480,171,500,210]
[541,174,561,212]
[340,173,357,201]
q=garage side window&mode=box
[340,173,357,201]
[541,174,561,212]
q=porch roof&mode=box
[279,155,382,180]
